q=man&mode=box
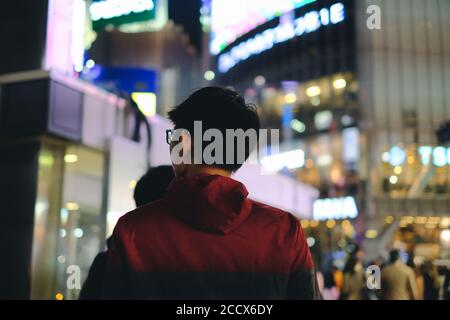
[79,166,174,299]
[101,87,318,299]
[381,249,418,300]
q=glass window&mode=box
[31,141,105,300]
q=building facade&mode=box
[206,0,450,263]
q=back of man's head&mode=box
[133,165,175,207]
[389,249,400,264]
[168,87,260,172]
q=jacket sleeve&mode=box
[100,218,133,299]
[79,251,108,300]
[286,218,321,300]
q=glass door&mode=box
[31,139,106,300]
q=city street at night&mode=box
[0,0,449,310]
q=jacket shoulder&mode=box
[115,199,170,229]
[249,200,304,246]
[250,200,299,223]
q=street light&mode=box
[204,70,215,81]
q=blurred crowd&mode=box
[316,248,450,300]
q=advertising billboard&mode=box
[90,0,157,31]
[217,1,346,72]
[210,0,317,55]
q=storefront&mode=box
[0,0,205,299]
[363,144,450,262]
[362,214,450,265]
[0,70,166,299]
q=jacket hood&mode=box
[165,174,253,234]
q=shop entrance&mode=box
[30,138,106,300]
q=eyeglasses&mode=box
[166,129,173,145]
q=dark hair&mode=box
[168,86,260,172]
[133,166,175,207]
[389,249,400,263]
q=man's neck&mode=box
[184,166,232,178]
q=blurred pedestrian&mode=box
[341,255,365,300]
[407,256,424,300]
[133,165,174,207]
[421,261,440,300]
[332,265,344,293]
[316,270,324,294]
[322,271,340,300]
[444,267,450,300]
[79,166,174,300]
[381,249,418,300]
[98,87,319,299]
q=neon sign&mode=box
[210,0,318,55]
[261,149,305,173]
[90,0,156,31]
[383,145,450,167]
[218,2,345,73]
[418,146,450,167]
[313,196,358,221]
[90,0,155,21]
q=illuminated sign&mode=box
[211,0,317,55]
[218,2,345,73]
[418,146,450,167]
[343,127,360,163]
[383,146,450,167]
[132,92,157,117]
[313,196,358,221]
[72,0,86,72]
[382,146,406,167]
[45,0,86,74]
[90,0,156,31]
[314,110,333,131]
[261,149,305,173]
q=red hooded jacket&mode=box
[93,174,318,299]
